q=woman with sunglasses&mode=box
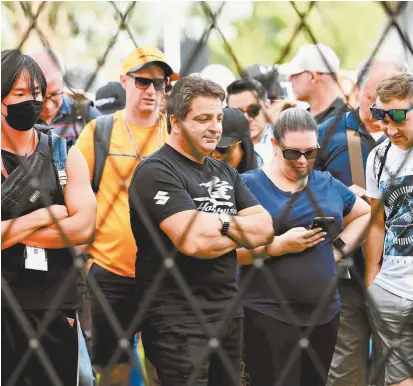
[237,107,371,386]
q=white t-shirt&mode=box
[366,140,413,300]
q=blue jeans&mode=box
[78,321,95,386]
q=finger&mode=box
[304,228,324,238]
[307,238,325,247]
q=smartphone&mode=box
[308,217,336,232]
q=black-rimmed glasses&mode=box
[279,145,320,160]
[44,92,64,103]
[127,74,167,91]
[239,104,261,119]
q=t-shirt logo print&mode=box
[194,176,236,214]
[154,191,170,205]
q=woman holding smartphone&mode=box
[237,108,370,386]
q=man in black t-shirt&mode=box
[129,75,274,386]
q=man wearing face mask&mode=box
[1,49,96,385]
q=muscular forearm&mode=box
[1,209,51,250]
[334,213,370,262]
[227,213,274,249]
[365,223,385,285]
[21,214,95,249]
[237,246,268,265]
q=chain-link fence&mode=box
[2,1,413,386]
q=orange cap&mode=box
[122,46,179,81]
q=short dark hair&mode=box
[273,108,317,143]
[1,49,47,101]
[376,73,413,104]
[226,78,268,103]
[168,75,225,122]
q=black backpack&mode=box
[92,114,115,193]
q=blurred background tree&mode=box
[2,1,408,94]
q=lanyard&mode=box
[1,130,35,179]
[124,117,162,161]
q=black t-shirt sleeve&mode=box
[129,160,197,226]
[232,168,260,211]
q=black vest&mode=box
[1,131,79,310]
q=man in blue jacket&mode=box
[315,57,408,386]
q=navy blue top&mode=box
[241,169,356,326]
[315,109,386,186]
[315,109,386,279]
[37,96,101,148]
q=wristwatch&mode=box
[333,237,346,250]
[219,213,231,235]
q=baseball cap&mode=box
[122,46,179,80]
[217,107,251,148]
[95,82,126,114]
[281,43,340,76]
[242,64,285,100]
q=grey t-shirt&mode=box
[366,141,413,300]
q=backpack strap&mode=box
[51,133,68,186]
[92,114,115,193]
[345,112,366,188]
[374,139,392,189]
[35,126,68,186]
[72,99,94,137]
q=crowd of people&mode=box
[1,41,412,386]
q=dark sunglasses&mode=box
[215,141,242,154]
[279,145,320,161]
[370,103,413,123]
[127,74,167,90]
[239,104,261,119]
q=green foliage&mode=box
[208,1,387,71]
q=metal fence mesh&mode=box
[2,1,413,386]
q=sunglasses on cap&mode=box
[215,141,242,155]
[370,103,413,123]
[239,104,261,119]
[279,145,320,161]
[127,74,167,90]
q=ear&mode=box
[169,115,181,134]
[264,99,271,109]
[308,72,317,83]
[119,74,128,90]
[270,136,278,154]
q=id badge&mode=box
[25,246,48,271]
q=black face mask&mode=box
[2,100,43,131]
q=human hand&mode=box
[46,205,69,224]
[273,227,326,255]
[266,100,297,125]
[349,184,371,204]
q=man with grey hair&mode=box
[28,47,100,147]
[315,57,409,386]
[128,75,273,385]
[285,43,350,123]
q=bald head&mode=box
[358,57,408,132]
[27,47,65,81]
